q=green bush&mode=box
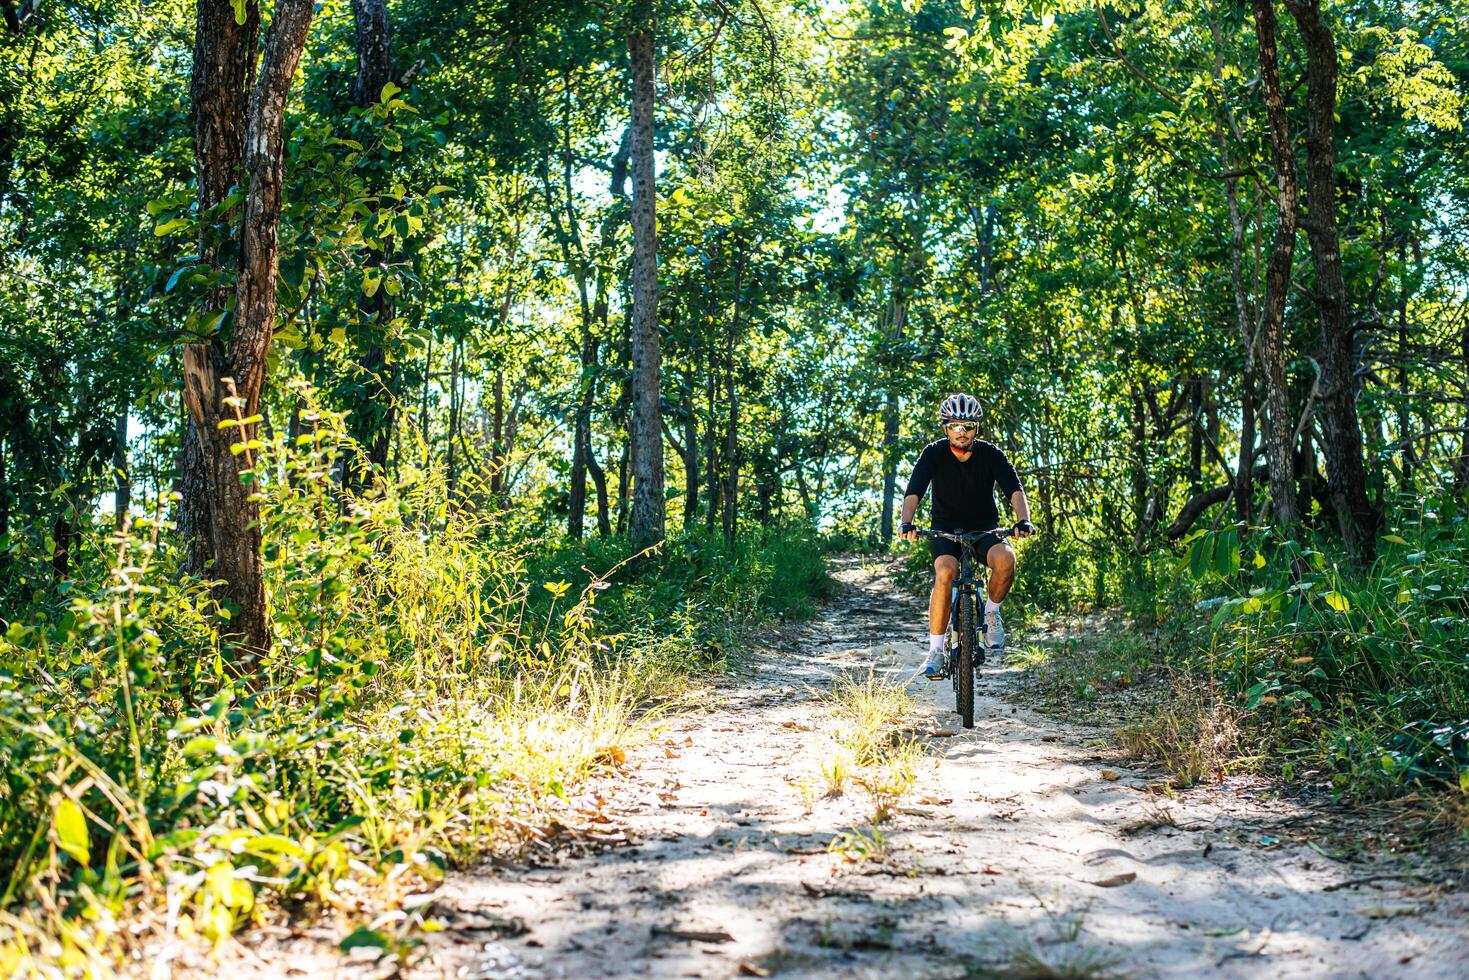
[1172,501,1469,799]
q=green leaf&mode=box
[154,217,192,237]
[230,0,246,25]
[1189,535,1210,582]
[243,834,306,859]
[1215,529,1240,579]
[1323,591,1351,612]
[280,253,308,289]
[340,926,391,953]
[1382,534,1409,545]
[54,798,90,865]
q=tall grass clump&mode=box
[0,395,828,971]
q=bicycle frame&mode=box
[924,529,1009,630]
[913,527,1018,728]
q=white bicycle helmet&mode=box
[939,392,981,423]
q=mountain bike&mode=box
[916,527,1016,730]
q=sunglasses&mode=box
[944,422,978,434]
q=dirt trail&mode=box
[416,557,1464,978]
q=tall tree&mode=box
[349,0,396,479]
[182,0,318,665]
[626,1,664,549]
[180,0,261,578]
[1251,0,1301,528]
[1286,0,1379,560]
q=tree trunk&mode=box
[349,0,395,480]
[1297,426,1318,520]
[1286,0,1378,561]
[626,11,664,548]
[569,336,597,539]
[681,380,699,529]
[616,442,630,536]
[49,514,73,581]
[350,0,392,107]
[722,252,746,548]
[490,368,505,496]
[704,365,720,537]
[722,352,739,548]
[114,402,130,530]
[1235,366,1258,523]
[1128,385,1154,547]
[879,299,906,545]
[586,445,612,537]
[1456,320,1469,497]
[1211,8,1258,526]
[182,0,317,666]
[1187,378,1203,493]
[447,335,461,496]
[1251,0,1301,527]
[181,0,260,578]
[0,435,8,544]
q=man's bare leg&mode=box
[930,555,958,633]
[983,542,1017,650]
[920,555,959,677]
[985,543,1016,600]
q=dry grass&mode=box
[1118,674,1243,787]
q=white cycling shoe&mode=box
[984,607,1006,652]
[920,650,948,680]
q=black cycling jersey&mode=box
[903,438,1022,533]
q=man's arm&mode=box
[897,445,933,539]
[1009,489,1034,536]
[989,443,1033,537]
[899,493,920,539]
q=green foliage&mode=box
[524,523,835,660]
[0,400,828,969]
[1167,503,1469,798]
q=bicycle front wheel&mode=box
[954,591,975,729]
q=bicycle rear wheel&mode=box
[954,591,975,729]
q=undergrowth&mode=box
[1009,495,1469,814]
[0,398,832,973]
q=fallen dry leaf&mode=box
[982,867,1002,875]
[738,964,772,977]
[1100,769,1121,781]
[1089,872,1137,888]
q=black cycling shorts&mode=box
[930,531,1005,566]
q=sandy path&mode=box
[419,556,1466,979]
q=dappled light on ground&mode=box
[229,558,1467,977]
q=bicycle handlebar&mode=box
[914,527,1018,542]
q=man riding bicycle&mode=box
[898,393,1035,679]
